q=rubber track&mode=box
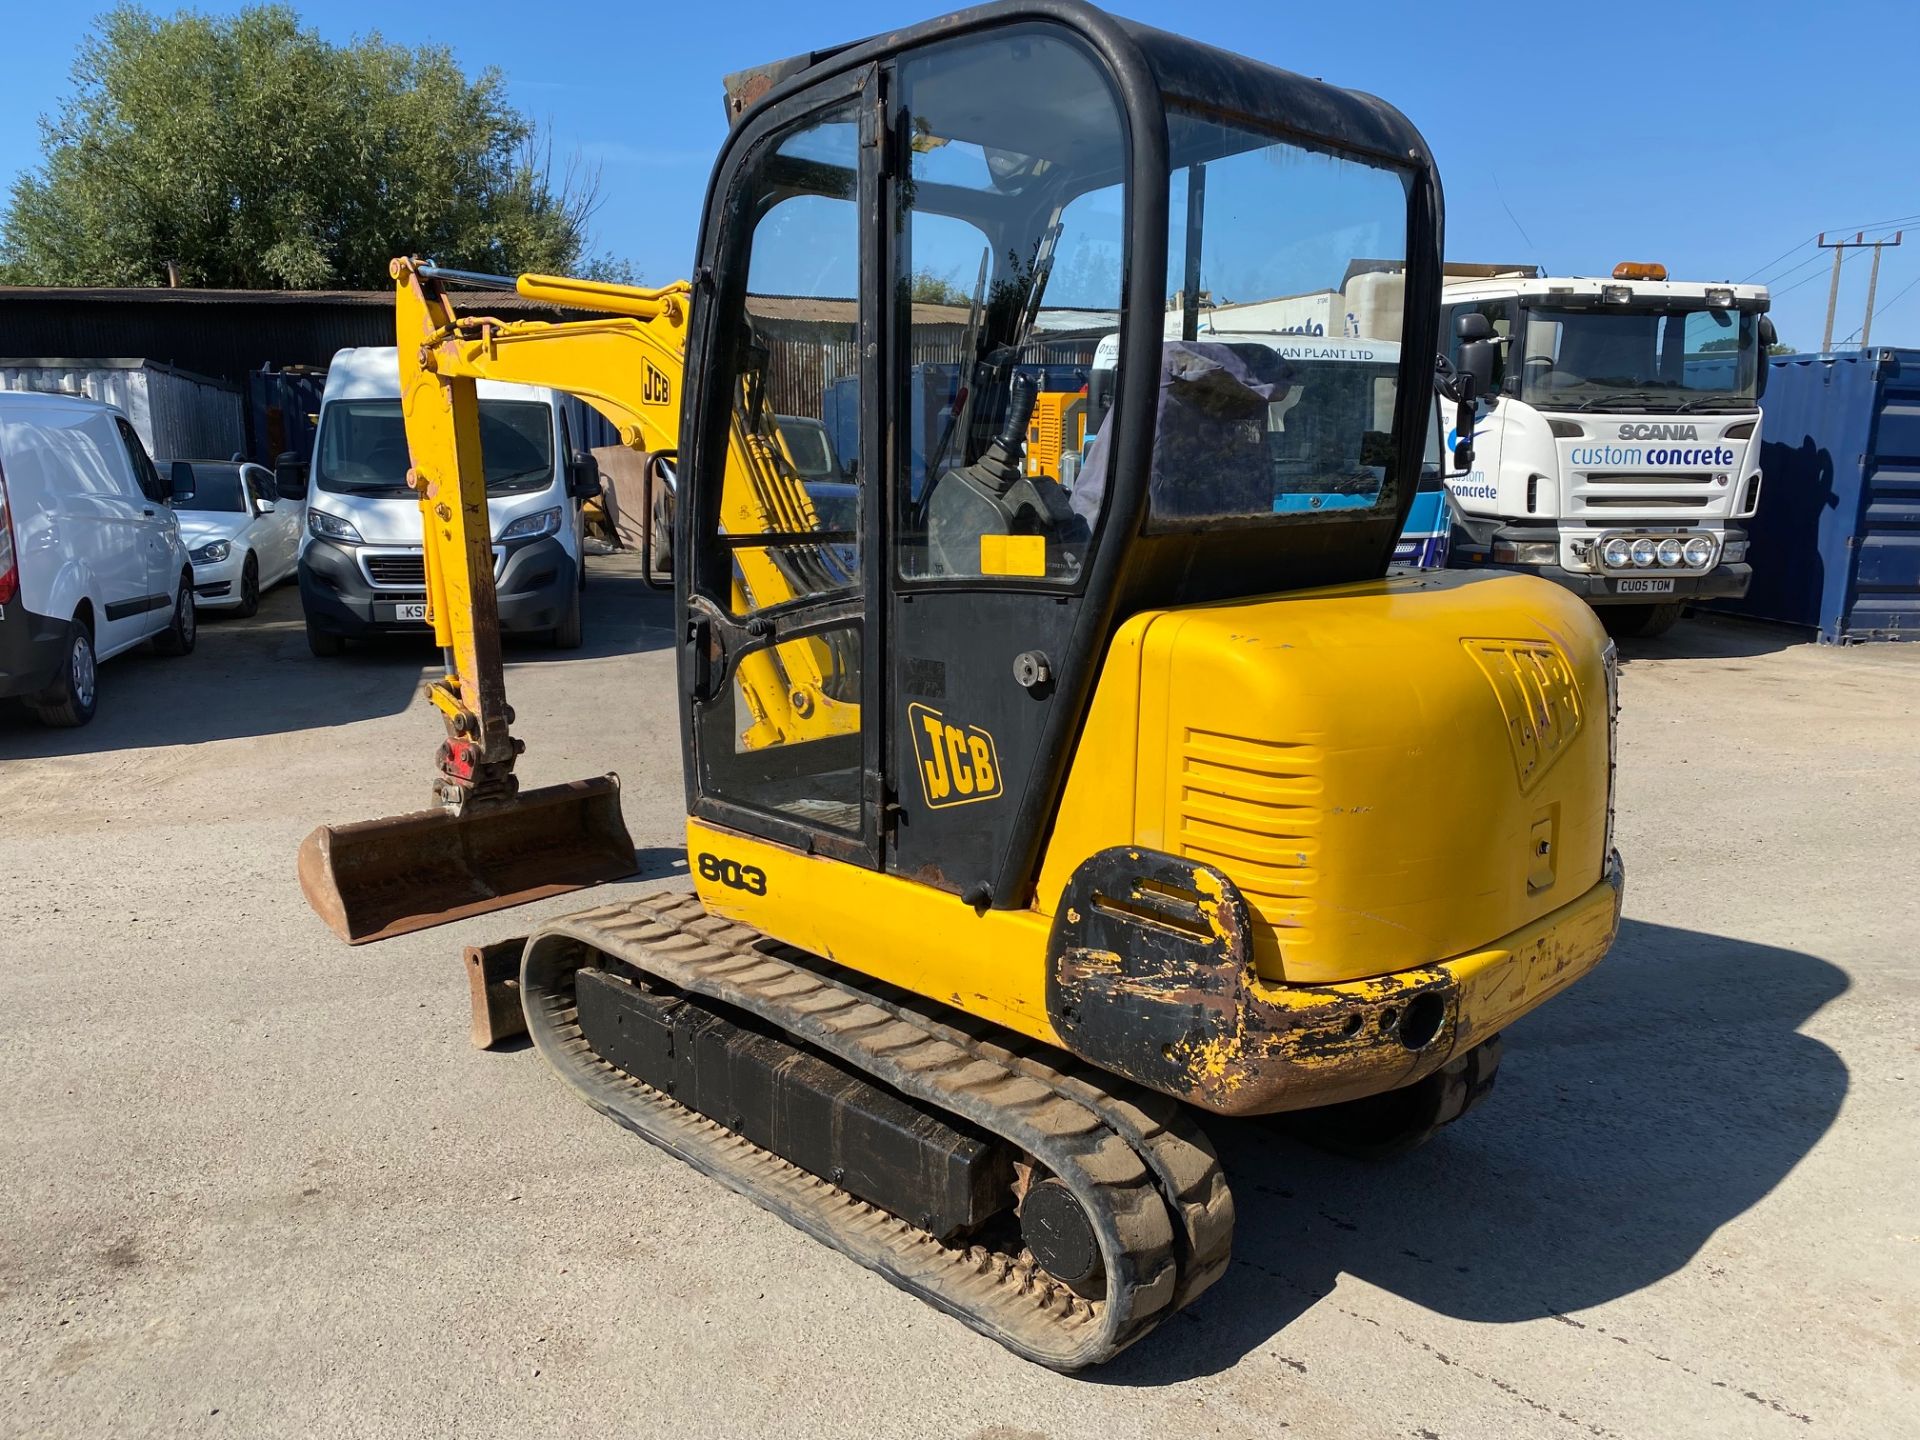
[520,891,1227,1369]
[802,965,1235,1311]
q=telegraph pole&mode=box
[1819,231,1903,351]
[1819,233,1861,352]
[1861,231,1903,348]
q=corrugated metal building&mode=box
[1708,348,1920,642]
[0,285,585,387]
[0,285,611,462]
[0,358,245,459]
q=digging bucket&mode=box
[298,774,637,945]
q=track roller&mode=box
[516,891,1235,1370]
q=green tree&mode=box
[0,5,630,289]
[907,267,969,306]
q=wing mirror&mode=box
[167,460,193,505]
[568,449,603,502]
[273,450,309,501]
[1452,310,1499,403]
[1433,355,1480,473]
[1756,315,1778,400]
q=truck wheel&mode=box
[1601,601,1684,639]
[32,616,97,728]
[549,583,584,649]
[306,618,346,657]
[152,575,197,656]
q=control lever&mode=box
[967,370,1039,497]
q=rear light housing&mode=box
[0,462,18,607]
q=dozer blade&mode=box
[297,774,636,945]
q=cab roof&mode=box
[726,0,1431,170]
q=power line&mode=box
[1772,246,1855,302]
[1742,213,1920,284]
[1759,248,1828,288]
[1742,235,1814,283]
[1831,208,1920,234]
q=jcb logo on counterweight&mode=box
[643,361,671,406]
[909,703,1003,808]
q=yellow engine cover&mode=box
[1035,570,1614,985]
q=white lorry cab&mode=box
[1437,263,1773,637]
[295,347,601,656]
[0,390,196,727]
[1085,327,1403,517]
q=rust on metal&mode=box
[465,938,529,1048]
[297,774,637,945]
[1046,845,1619,1118]
[722,58,816,124]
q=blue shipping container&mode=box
[1709,349,1920,642]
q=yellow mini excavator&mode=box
[300,1,1623,1369]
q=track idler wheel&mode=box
[1020,1176,1105,1299]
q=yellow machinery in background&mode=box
[1024,388,1088,483]
[299,2,1623,1370]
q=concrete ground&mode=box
[2,557,1915,1440]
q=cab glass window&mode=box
[1152,115,1411,527]
[719,106,863,618]
[892,30,1125,585]
[115,419,165,502]
[694,102,866,836]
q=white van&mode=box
[0,390,196,727]
[296,348,598,656]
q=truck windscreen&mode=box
[1519,307,1759,410]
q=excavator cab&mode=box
[307,2,1622,1369]
[681,9,1445,899]
[672,4,1618,1117]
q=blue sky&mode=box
[0,0,1913,351]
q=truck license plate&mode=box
[391,602,428,622]
[1614,578,1675,595]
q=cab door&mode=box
[681,66,881,867]
[881,29,1130,906]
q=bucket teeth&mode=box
[298,774,636,944]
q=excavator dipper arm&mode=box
[298,259,855,945]
[392,258,693,807]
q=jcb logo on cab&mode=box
[643,361,671,406]
[909,703,1003,808]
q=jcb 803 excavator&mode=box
[301,1,1622,1369]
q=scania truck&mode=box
[1437,263,1774,637]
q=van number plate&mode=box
[1614,578,1674,595]
[390,602,428,622]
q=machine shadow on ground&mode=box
[1615,613,1813,665]
[0,561,673,759]
[1096,916,1850,1386]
